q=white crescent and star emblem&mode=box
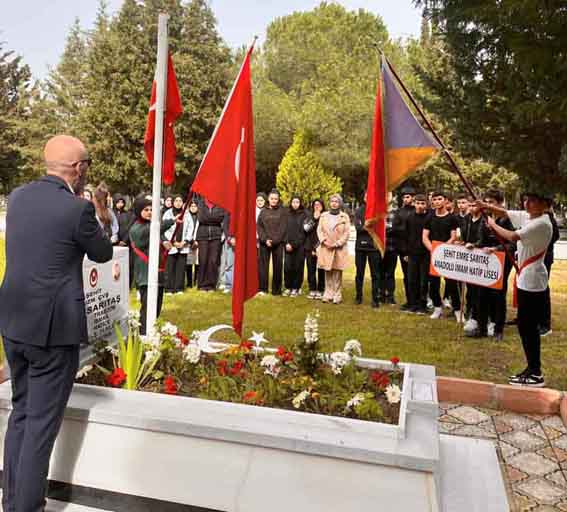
[234,127,245,183]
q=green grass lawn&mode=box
[1,237,566,389]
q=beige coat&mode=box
[316,211,351,271]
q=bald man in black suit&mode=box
[0,135,113,512]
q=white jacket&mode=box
[162,210,194,255]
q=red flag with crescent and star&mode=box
[144,53,183,186]
[191,43,258,336]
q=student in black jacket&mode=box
[196,197,225,291]
[461,199,483,332]
[391,187,415,307]
[354,195,380,308]
[475,189,515,341]
[304,199,326,299]
[405,194,430,313]
[283,196,306,296]
[257,189,288,295]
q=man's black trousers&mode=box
[197,239,222,291]
[2,338,79,512]
[355,250,380,302]
[407,253,429,309]
[429,276,461,311]
[258,243,284,295]
[379,249,396,300]
[517,288,546,374]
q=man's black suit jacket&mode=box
[0,175,113,346]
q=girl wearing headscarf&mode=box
[304,198,326,299]
[185,200,200,288]
[317,193,351,304]
[163,195,173,214]
[129,194,175,335]
[93,183,119,244]
[283,195,306,297]
[163,194,192,294]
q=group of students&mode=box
[354,186,558,387]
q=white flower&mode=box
[304,313,320,345]
[127,310,141,329]
[104,345,119,357]
[190,330,202,344]
[145,331,161,348]
[144,348,160,362]
[385,384,402,405]
[329,351,351,375]
[343,339,362,357]
[292,390,310,409]
[261,355,280,377]
[160,322,178,337]
[183,344,201,364]
[346,392,366,411]
[76,365,93,379]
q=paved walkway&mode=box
[440,402,567,511]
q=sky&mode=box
[2,0,422,80]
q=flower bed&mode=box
[78,312,403,425]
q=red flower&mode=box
[230,360,245,376]
[276,346,294,363]
[106,368,127,387]
[164,376,178,395]
[240,340,254,351]
[176,331,189,346]
[217,359,228,376]
[243,390,258,402]
[371,371,390,389]
[390,357,400,366]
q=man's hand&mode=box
[266,239,273,247]
[118,241,127,247]
[163,241,173,251]
[175,214,184,224]
[403,255,409,262]
[486,216,497,230]
[285,243,293,252]
[482,247,496,254]
[465,243,474,250]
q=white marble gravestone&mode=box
[0,359,508,511]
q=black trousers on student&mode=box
[517,288,546,374]
[259,243,284,295]
[284,247,305,291]
[165,252,187,293]
[379,249,397,301]
[541,262,553,331]
[465,284,481,321]
[306,253,325,293]
[186,264,198,288]
[429,276,461,311]
[355,250,380,302]
[139,285,165,336]
[197,239,222,291]
[407,253,429,309]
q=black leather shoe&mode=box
[355,296,362,305]
[371,301,379,308]
[495,332,504,342]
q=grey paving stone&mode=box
[507,452,559,477]
[501,430,549,452]
[447,405,490,425]
[498,413,538,431]
[515,478,567,506]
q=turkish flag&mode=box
[191,45,258,336]
[144,53,183,186]
[365,80,387,255]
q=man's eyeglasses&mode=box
[72,158,92,168]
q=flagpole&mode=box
[147,13,169,335]
[381,52,519,274]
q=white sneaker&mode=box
[307,291,316,299]
[282,289,291,297]
[256,291,266,297]
[315,292,323,300]
[463,318,478,333]
[430,307,443,319]
[427,298,433,309]
[454,310,464,323]
[487,322,495,337]
[290,290,298,297]
[443,299,452,310]
[223,288,231,294]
